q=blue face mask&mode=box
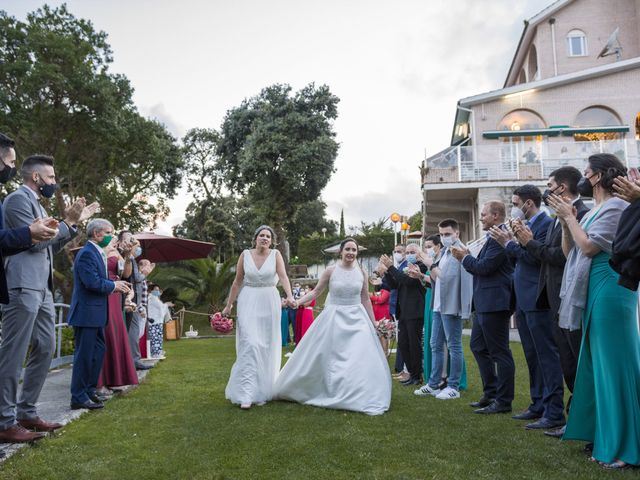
[134,246,142,258]
[151,290,161,297]
[406,254,417,264]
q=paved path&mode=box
[0,359,158,463]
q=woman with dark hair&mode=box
[274,238,391,415]
[548,153,640,469]
[223,225,295,409]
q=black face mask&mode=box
[577,174,597,197]
[542,185,562,206]
[0,166,16,184]
[36,175,59,198]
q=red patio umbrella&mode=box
[133,232,215,263]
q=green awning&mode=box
[560,126,629,136]
[482,125,629,139]
[482,128,561,139]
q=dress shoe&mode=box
[543,425,566,438]
[70,400,104,410]
[512,409,542,421]
[469,396,494,408]
[525,418,565,430]
[135,363,152,371]
[89,393,110,404]
[0,425,46,443]
[474,401,512,414]
[396,373,411,382]
[17,417,63,433]
[401,377,421,386]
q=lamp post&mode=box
[390,212,401,248]
[321,227,327,238]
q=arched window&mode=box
[518,69,527,84]
[498,109,546,132]
[528,44,538,81]
[567,29,587,56]
[574,106,622,140]
[635,112,640,141]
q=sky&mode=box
[6,0,552,234]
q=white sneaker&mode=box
[284,352,292,358]
[414,384,440,397]
[436,386,460,400]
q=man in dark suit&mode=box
[513,167,590,437]
[68,219,130,410]
[492,185,564,430]
[378,243,428,385]
[451,201,515,414]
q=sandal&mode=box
[602,460,629,470]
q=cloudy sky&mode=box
[7,0,551,233]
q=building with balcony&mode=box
[422,0,640,240]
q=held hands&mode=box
[222,304,232,317]
[488,225,512,247]
[450,246,469,262]
[612,176,640,203]
[29,217,58,243]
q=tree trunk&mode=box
[273,222,288,267]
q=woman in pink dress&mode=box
[299,286,316,340]
[97,245,138,392]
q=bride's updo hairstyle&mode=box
[338,238,359,256]
[253,225,276,247]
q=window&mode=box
[567,30,587,56]
[527,44,538,81]
[498,109,546,132]
[574,106,622,141]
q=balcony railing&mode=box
[423,139,640,184]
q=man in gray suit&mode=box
[0,154,96,443]
[414,218,473,400]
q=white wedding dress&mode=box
[225,249,281,405]
[274,263,391,415]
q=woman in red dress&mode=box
[299,285,316,340]
[97,242,138,393]
[370,278,391,355]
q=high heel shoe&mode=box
[240,403,251,409]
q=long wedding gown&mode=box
[225,249,281,405]
[274,263,391,415]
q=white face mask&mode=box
[511,206,526,221]
[426,248,436,257]
[441,236,456,248]
[393,252,404,263]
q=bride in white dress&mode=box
[274,238,392,415]
[223,226,295,409]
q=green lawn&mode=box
[0,338,633,479]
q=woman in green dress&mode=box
[550,153,640,469]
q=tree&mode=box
[285,199,337,254]
[339,209,345,237]
[357,217,393,235]
[0,5,183,231]
[408,211,423,232]
[217,83,339,262]
[181,128,223,202]
[149,257,236,313]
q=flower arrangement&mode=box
[210,312,234,334]
[376,318,396,339]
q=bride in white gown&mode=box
[223,226,295,409]
[274,238,392,415]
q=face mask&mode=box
[0,166,16,184]
[577,174,597,197]
[426,247,436,257]
[151,290,161,297]
[541,186,561,206]
[98,234,113,248]
[393,252,404,263]
[134,246,143,258]
[36,176,59,199]
[510,206,526,221]
[441,236,456,249]
[406,253,417,264]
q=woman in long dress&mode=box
[550,153,640,469]
[223,225,295,409]
[274,238,392,415]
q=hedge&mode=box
[297,232,396,265]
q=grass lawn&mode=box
[0,338,633,480]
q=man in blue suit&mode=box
[493,185,565,430]
[69,219,130,410]
[451,201,515,414]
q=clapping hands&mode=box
[450,246,469,261]
[405,263,423,279]
[546,193,576,223]
[488,225,512,247]
[612,176,640,203]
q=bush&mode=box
[297,232,396,265]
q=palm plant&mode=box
[149,256,237,313]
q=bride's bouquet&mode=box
[210,312,234,334]
[376,318,396,339]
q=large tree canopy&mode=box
[217,83,339,259]
[0,4,183,230]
